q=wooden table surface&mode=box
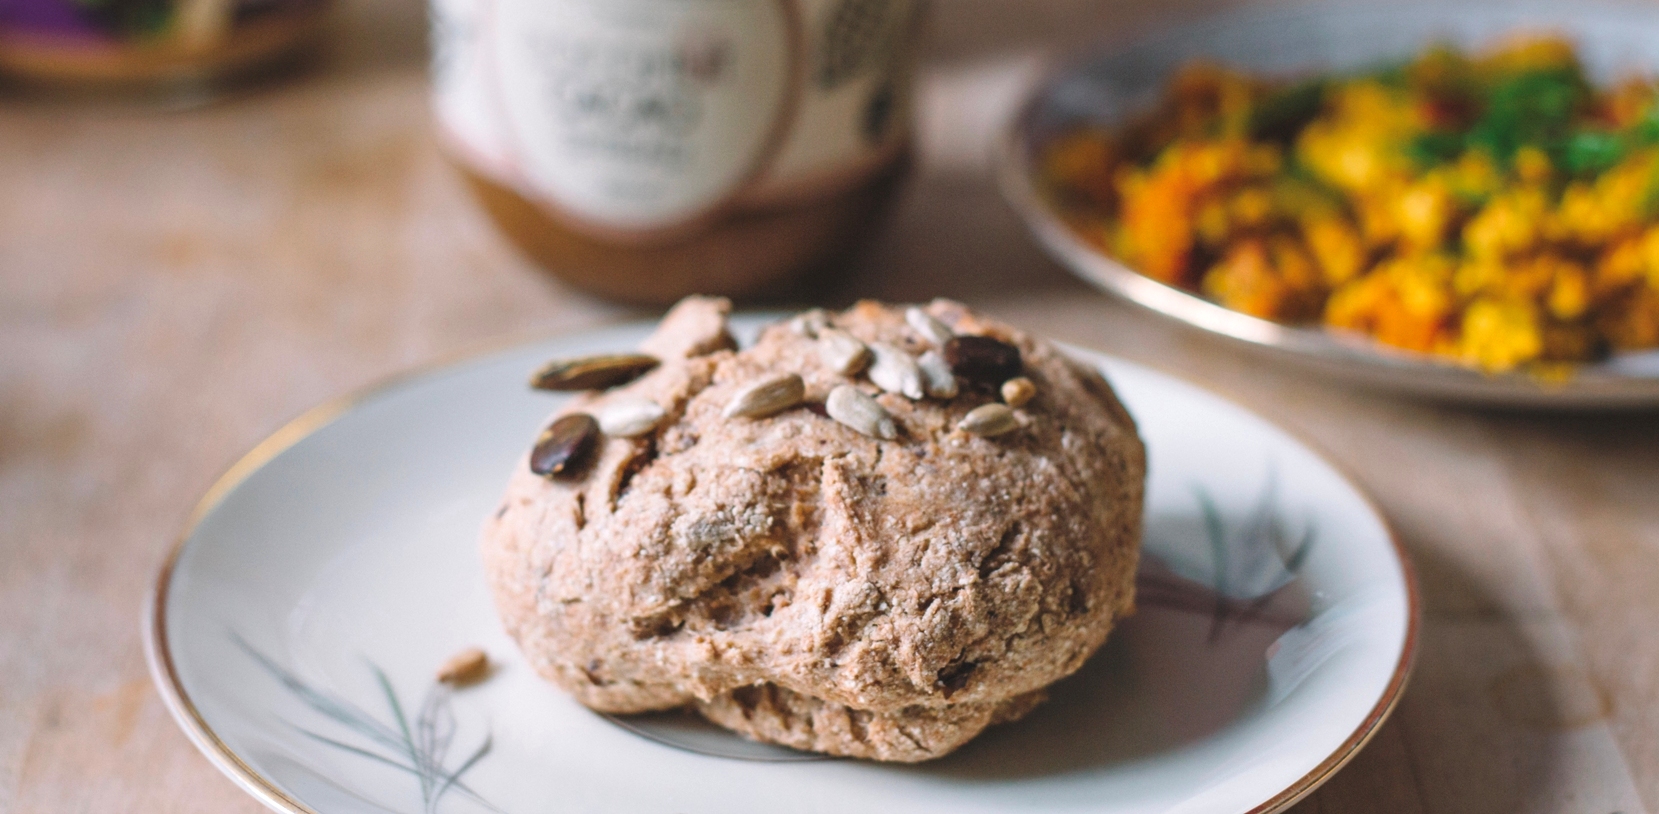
[3,0,1657,810]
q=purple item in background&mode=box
[0,0,104,37]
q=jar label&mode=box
[433,0,916,239]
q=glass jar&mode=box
[0,0,327,90]
[430,0,921,303]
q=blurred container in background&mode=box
[431,0,922,304]
[0,0,327,90]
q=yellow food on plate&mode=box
[1040,34,1659,373]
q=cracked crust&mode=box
[481,297,1145,761]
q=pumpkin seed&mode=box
[917,350,959,399]
[905,306,954,346]
[958,403,1020,437]
[944,336,1022,385]
[826,385,897,439]
[530,413,599,477]
[789,308,830,337]
[867,342,924,399]
[723,373,806,419]
[595,396,666,437]
[817,328,871,376]
[530,354,658,391]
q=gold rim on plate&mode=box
[143,324,1421,814]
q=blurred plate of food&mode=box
[1000,0,1659,406]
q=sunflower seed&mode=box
[530,413,599,477]
[867,342,925,399]
[437,647,489,685]
[906,306,954,346]
[595,396,666,437]
[789,308,830,337]
[530,354,658,391]
[1000,376,1036,408]
[917,350,959,399]
[944,336,1022,385]
[723,373,806,419]
[817,328,871,376]
[826,385,897,439]
[958,403,1020,437]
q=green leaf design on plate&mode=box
[233,635,503,814]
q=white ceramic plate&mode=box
[999,0,1659,407]
[146,316,1418,814]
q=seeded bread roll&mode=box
[482,296,1145,761]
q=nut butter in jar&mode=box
[0,0,326,89]
[431,0,921,304]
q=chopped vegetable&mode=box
[1040,34,1659,374]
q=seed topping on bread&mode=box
[522,301,1036,482]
